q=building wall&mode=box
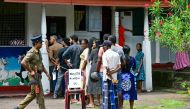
[125,36,175,63]
[125,36,144,57]
[26,4,74,46]
[120,9,175,63]
[151,41,175,63]
[26,4,175,63]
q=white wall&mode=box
[151,41,175,63]
[125,36,144,57]
[161,47,175,63]
[26,4,74,46]
[125,36,175,63]
[74,31,100,40]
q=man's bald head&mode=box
[50,35,57,44]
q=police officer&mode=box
[14,35,51,109]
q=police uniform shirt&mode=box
[23,47,43,72]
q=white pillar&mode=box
[155,41,160,63]
[115,11,119,43]
[111,7,116,35]
[143,8,153,92]
[40,5,50,95]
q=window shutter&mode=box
[87,6,102,32]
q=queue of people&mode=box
[46,34,145,109]
[14,33,145,109]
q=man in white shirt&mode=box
[102,40,121,109]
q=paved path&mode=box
[1,92,190,109]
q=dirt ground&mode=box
[1,91,190,109]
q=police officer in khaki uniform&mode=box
[14,35,51,109]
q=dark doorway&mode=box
[100,7,112,42]
[46,16,66,40]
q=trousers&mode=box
[18,74,45,109]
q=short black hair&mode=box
[32,42,36,46]
[137,43,142,48]
[123,45,131,55]
[96,40,102,49]
[70,35,78,42]
[103,34,110,41]
[32,40,41,46]
[63,37,70,46]
[109,35,117,44]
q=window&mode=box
[0,3,25,46]
[74,6,86,31]
[87,6,102,32]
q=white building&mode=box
[0,0,174,93]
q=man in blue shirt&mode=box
[62,35,81,69]
[62,35,82,102]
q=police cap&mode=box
[31,34,43,43]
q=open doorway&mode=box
[100,7,112,42]
[46,16,66,40]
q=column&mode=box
[40,5,50,95]
[155,41,160,63]
[143,8,153,92]
[111,7,116,35]
[115,11,119,43]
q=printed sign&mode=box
[68,69,81,89]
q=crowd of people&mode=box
[46,34,145,109]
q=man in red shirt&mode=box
[119,16,133,47]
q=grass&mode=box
[92,99,187,109]
[132,99,187,109]
[159,99,186,109]
[82,99,187,109]
[176,90,187,94]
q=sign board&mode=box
[68,69,81,89]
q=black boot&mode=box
[13,106,19,109]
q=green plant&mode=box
[174,77,183,82]
[149,0,190,52]
[180,81,190,90]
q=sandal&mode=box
[76,101,82,104]
[70,99,78,104]
[86,104,95,108]
[95,103,100,106]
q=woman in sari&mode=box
[86,40,101,108]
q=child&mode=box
[135,43,145,93]
[118,45,137,109]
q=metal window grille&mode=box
[0,3,25,46]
